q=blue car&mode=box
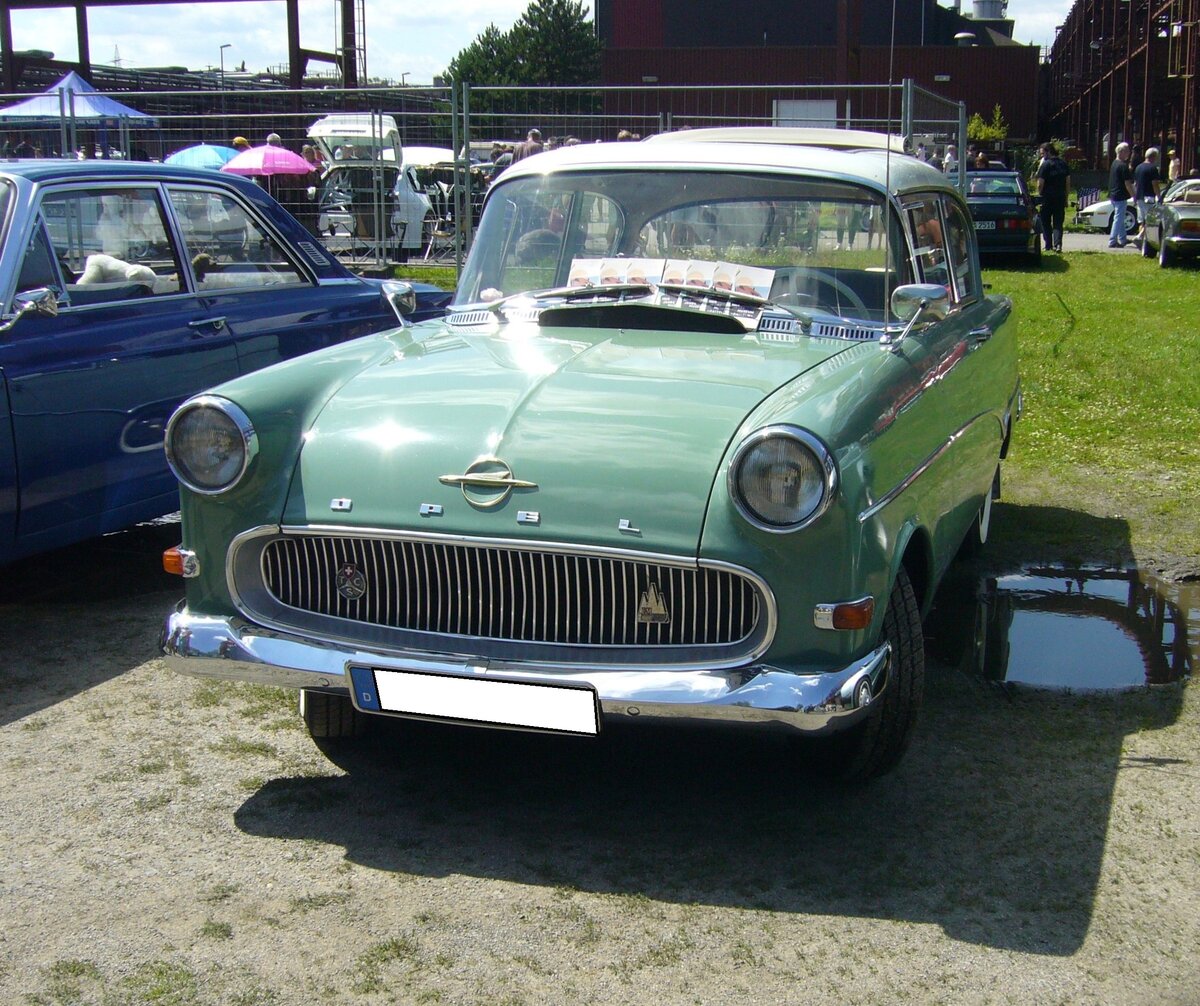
[0,160,450,564]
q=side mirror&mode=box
[882,283,951,351]
[0,287,59,333]
[889,283,950,322]
[381,280,417,324]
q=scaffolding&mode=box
[1045,0,1200,174]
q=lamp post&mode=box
[219,44,232,146]
[400,72,410,86]
[219,43,231,89]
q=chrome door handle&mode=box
[969,325,993,343]
[188,316,227,332]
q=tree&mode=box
[445,0,600,87]
[967,104,1010,143]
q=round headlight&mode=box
[729,426,837,532]
[165,396,257,495]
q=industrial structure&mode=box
[596,0,1042,140]
[0,0,367,92]
[1044,0,1199,174]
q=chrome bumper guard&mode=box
[161,604,889,735]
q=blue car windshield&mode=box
[455,169,908,324]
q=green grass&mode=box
[982,251,1199,569]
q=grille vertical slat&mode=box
[259,535,761,649]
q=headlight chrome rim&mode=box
[728,425,838,533]
[165,395,258,496]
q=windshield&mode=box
[455,169,909,324]
[966,174,1024,197]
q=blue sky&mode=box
[9,0,1069,87]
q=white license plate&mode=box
[355,667,600,735]
[975,220,996,230]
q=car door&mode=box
[0,182,241,556]
[164,184,393,375]
[881,194,1014,563]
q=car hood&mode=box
[284,322,850,555]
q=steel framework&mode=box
[1045,0,1199,173]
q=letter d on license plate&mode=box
[350,666,600,735]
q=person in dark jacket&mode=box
[1036,142,1071,252]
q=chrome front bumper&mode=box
[161,603,889,735]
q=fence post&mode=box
[457,81,471,270]
[58,87,69,159]
[901,79,914,152]
[957,101,967,190]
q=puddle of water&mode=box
[926,566,1196,690]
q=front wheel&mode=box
[300,689,365,757]
[805,567,925,782]
[1159,239,1175,268]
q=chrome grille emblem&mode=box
[439,457,537,509]
[335,562,367,601]
[637,582,670,625]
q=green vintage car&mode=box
[160,132,1018,780]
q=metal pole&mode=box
[450,81,460,268]
[957,101,967,190]
[458,81,471,270]
[901,78,914,151]
[58,88,69,159]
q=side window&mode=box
[40,188,181,304]
[907,197,949,288]
[16,220,64,296]
[941,200,977,303]
[167,187,308,292]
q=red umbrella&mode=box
[220,144,314,176]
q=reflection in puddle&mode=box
[926,567,1196,690]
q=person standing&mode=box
[1035,142,1071,252]
[1168,149,1182,184]
[1107,141,1134,248]
[1132,147,1163,245]
[510,128,543,163]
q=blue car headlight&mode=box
[165,395,257,495]
[729,425,838,532]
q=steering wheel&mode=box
[774,268,869,315]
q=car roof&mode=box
[495,135,954,196]
[643,126,908,153]
[0,158,260,188]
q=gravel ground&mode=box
[1,520,1197,1006]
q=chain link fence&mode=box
[0,79,964,273]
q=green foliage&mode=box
[445,1,600,87]
[968,104,1010,143]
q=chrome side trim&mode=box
[161,603,889,736]
[858,411,996,523]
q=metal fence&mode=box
[0,79,965,273]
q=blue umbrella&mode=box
[165,144,240,169]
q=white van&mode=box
[307,114,432,256]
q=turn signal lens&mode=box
[162,546,199,578]
[814,597,875,631]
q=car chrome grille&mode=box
[255,534,762,650]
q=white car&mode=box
[1075,198,1137,233]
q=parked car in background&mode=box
[162,131,1019,782]
[0,159,450,565]
[1139,177,1200,266]
[1074,196,1138,234]
[308,114,432,259]
[963,170,1041,262]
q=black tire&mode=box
[810,567,925,782]
[1125,206,1138,233]
[1159,239,1174,268]
[1030,241,1042,265]
[300,689,365,751]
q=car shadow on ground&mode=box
[235,678,1182,956]
[0,518,180,726]
[234,493,1184,958]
